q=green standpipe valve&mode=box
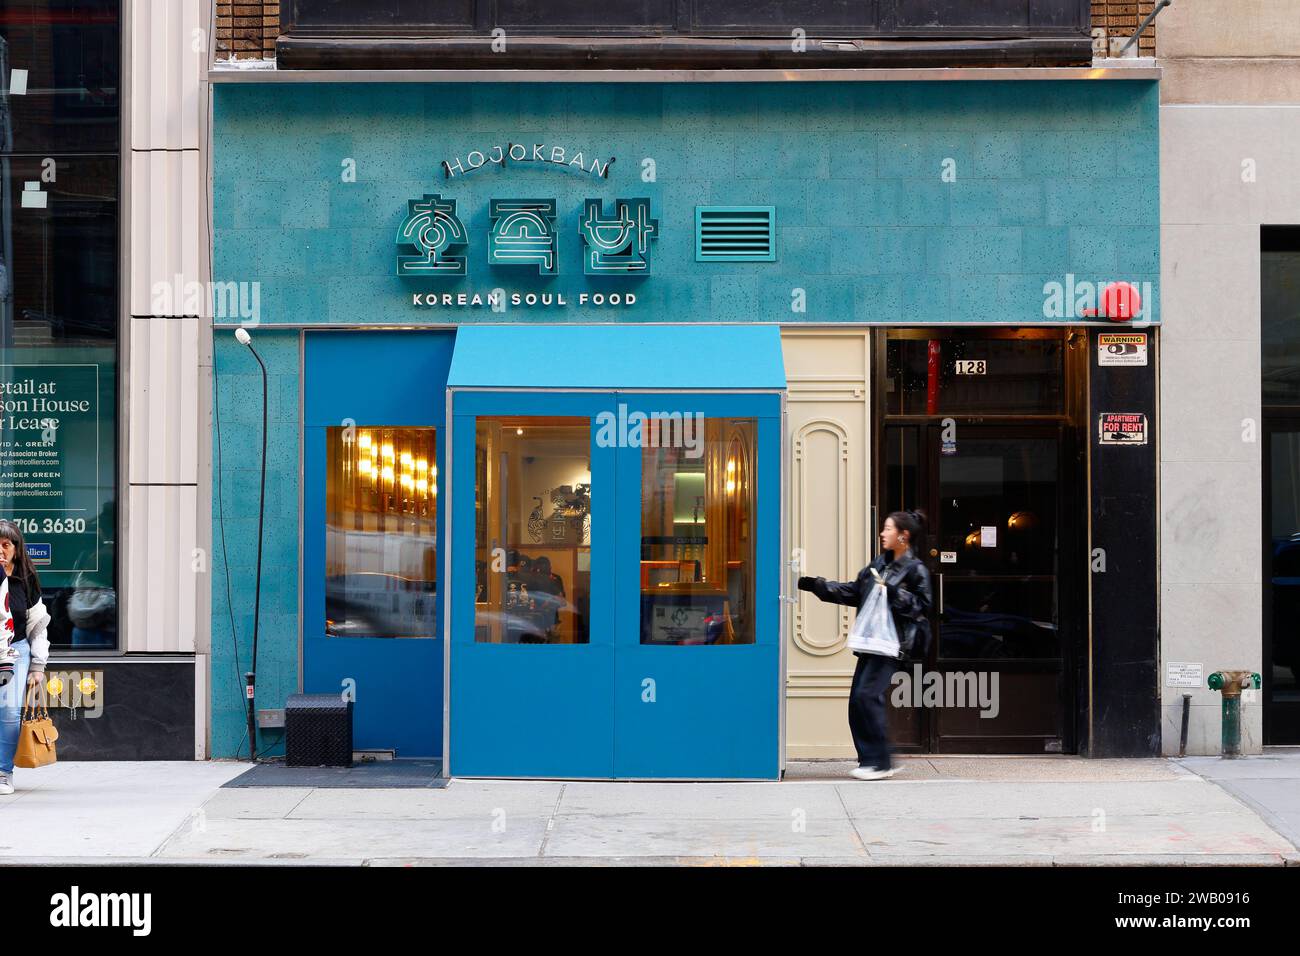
[1207,670,1262,758]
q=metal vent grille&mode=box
[695,206,776,262]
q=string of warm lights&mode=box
[348,428,437,514]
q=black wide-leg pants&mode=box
[848,652,897,770]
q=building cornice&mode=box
[208,63,1160,83]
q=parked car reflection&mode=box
[475,593,581,644]
[325,571,436,638]
[940,605,1059,659]
[1270,533,1300,687]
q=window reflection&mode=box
[1,154,118,649]
[1269,431,1300,706]
[936,438,1060,660]
[640,418,755,645]
[325,426,437,638]
[475,418,591,645]
[884,334,1065,417]
[1262,241,1300,405]
[0,0,121,154]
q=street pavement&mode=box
[2,755,1299,866]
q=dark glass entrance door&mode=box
[876,327,1084,754]
[931,425,1068,752]
[883,422,1074,753]
[1264,418,1300,744]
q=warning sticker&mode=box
[1098,332,1148,367]
[1099,412,1148,446]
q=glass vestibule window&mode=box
[475,417,591,645]
[325,426,437,638]
[640,417,756,645]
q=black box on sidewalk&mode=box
[285,694,353,768]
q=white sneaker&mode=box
[849,766,898,781]
[0,773,13,795]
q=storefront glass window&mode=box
[1263,231,1300,406]
[474,417,591,645]
[1,155,118,649]
[0,1,121,155]
[1262,227,1300,742]
[640,418,755,645]
[324,426,437,638]
[1268,430,1300,711]
[3,3,119,649]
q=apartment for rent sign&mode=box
[1099,412,1148,446]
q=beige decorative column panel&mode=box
[125,0,210,757]
[126,0,207,659]
[782,330,871,759]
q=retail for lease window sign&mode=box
[0,350,115,582]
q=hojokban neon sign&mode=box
[440,143,613,180]
[396,193,659,278]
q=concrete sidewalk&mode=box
[2,755,1298,866]
[1176,749,1300,851]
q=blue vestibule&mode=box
[300,325,785,777]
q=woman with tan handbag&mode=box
[0,520,52,794]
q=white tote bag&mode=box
[846,568,900,658]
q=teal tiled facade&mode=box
[208,80,1160,755]
[213,81,1159,329]
[211,331,300,758]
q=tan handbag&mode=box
[14,687,58,769]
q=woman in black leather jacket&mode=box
[798,510,933,780]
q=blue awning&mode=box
[447,324,786,390]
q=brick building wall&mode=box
[213,3,1156,62]
[215,1,277,60]
[1093,1,1159,55]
